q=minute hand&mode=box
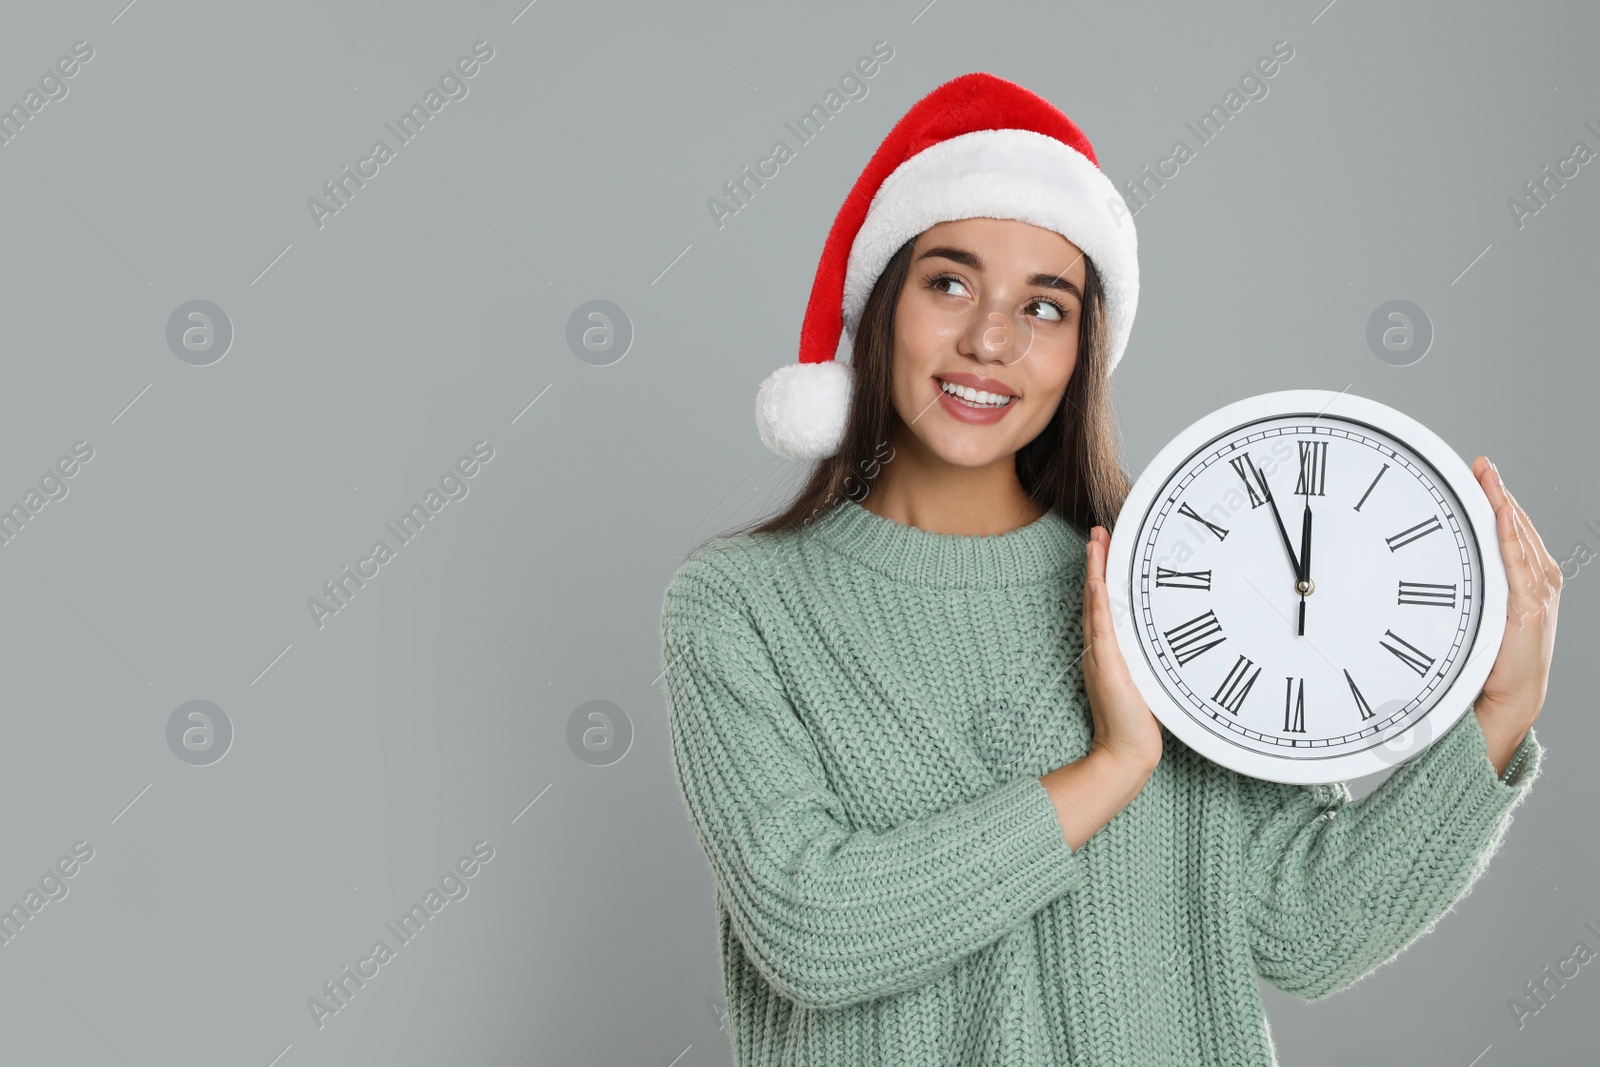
[1253,466,1303,582]
[1298,502,1312,636]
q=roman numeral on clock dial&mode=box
[1342,668,1376,721]
[1379,629,1436,677]
[1385,515,1443,551]
[1212,654,1260,714]
[1295,440,1327,496]
[1177,501,1229,541]
[1228,454,1268,509]
[1163,610,1226,666]
[1353,463,1388,512]
[1397,580,1457,608]
[1283,676,1306,733]
[1156,567,1212,590]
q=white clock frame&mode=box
[1105,389,1507,785]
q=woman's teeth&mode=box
[939,378,1014,408]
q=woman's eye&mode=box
[1026,298,1067,323]
[927,273,1068,323]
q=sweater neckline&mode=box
[808,497,1086,589]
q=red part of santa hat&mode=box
[755,71,1139,461]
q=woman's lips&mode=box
[932,376,1018,425]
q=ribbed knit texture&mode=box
[660,497,1544,1066]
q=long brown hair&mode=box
[716,231,1131,547]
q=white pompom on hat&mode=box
[755,71,1140,462]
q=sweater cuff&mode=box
[1407,709,1542,848]
[980,775,1086,903]
[1498,723,1541,788]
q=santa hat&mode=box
[755,71,1139,462]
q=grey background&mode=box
[0,0,1594,1064]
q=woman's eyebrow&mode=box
[915,245,1083,300]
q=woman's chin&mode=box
[922,434,1017,469]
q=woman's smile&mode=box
[933,374,1019,424]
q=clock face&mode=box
[1107,390,1506,784]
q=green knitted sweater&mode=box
[660,497,1543,1066]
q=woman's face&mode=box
[889,217,1086,468]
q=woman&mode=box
[660,72,1559,1066]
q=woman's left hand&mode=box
[1471,455,1562,776]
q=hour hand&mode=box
[1300,501,1312,583]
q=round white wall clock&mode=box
[1105,390,1506,785]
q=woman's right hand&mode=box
[1080,525,1164,772]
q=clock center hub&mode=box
[1296,577,1315,596]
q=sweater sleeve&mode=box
[660,553,1084,1011]
[1235,706,1543,1002]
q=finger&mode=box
[1478,460,1545,623]
[1503,485,1562,587]
[1081,530,1098,659]
[1481,461,1531,574]
[1496,479,1540,586]
[1495,496,1546,629]
[1082,534,1117,656]
[1482,459,1547,569]
[1510,504,1543,611]
[1086,569,1125,675]
[1476,460,1526,589]
[1506,491,1559,601]
[1476,455,1509,513]
[1496,494,1531,580]
[1086,526,1106,586]
[1493,493,1531,593]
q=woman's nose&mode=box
[965,301,1036,364]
